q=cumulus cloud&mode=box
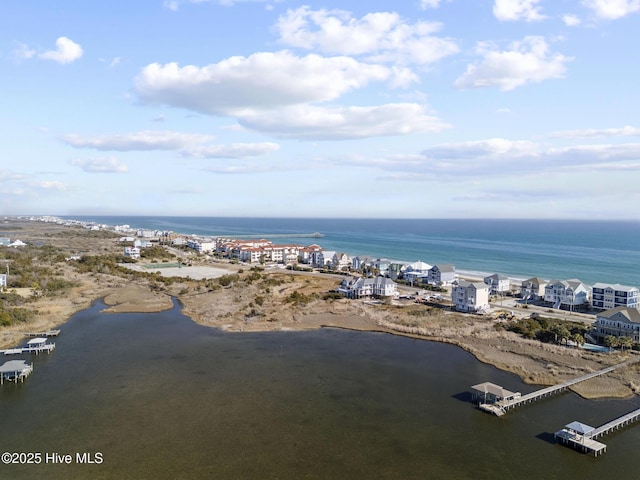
[237,103,451,140]
[62,130,215,151]
[562,14,582,26]
[552,125,640,138]
[583,0,640,20]
[274,7,459,65]
[454,36,571,91]
[182,142,280,158]
[69,157,129,173]
[39,37,83,64]
[135,51,393,116]
[493,0,545,22]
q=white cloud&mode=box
[583,0,640,19]
[420,0,442,9]
[39,37,83,64]
[12,42,36,60]
[454,36,571,91]
[182,142,280,158]
[552,125,640,138]
[135,51,392,116]
[562,14,582,26]
[493,0,545,22]
[413,139,640,178]
[62,131,215,151]
[69,157,129,173]
[26,180,69,191]
[274,7,459,65]
[237,103,451,140]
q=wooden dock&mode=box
[474,358,639,416]
[0,360,34,384]
[555,407,640,456]
[1,338,56,355]
[23,329,60,337]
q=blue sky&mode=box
[1,0,640,219]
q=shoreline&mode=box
[1,218,639,401]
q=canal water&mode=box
[1,300,640,479]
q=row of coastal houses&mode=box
[518,277,639,311]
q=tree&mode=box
[570,332,585,348]
[618,336,633,351]
[604,335,618,350]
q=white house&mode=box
[520,277,547,301]
[593,306,640,342]
[484,274,510,295]
[452,281,490,313]
[338,275,398,298]
[186,239,216,254]
[332,253,352,271]
[427,264,457,286]
[591,283,640,310]
[544,279,590,309]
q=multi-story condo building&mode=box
[591,283,639,310]
[593,306,640,342]
[452,281,490,313]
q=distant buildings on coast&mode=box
[11,216,640,331]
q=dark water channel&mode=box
[1,300,640,479]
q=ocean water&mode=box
[2,301,640,479]
[64,216,640,286]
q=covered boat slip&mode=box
[1,337,55,355]
[0,360,33,384]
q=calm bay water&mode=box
[2,302,640,479]
[63,216,640,285]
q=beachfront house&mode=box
[311,250,336,268]
[386,263,406,280]
[452,281,490,313]
[592,306,640,343]
[371,258,391,277]
[520,277,547,302]
[338,275,398,299]
[351,256,372,271]
[544,279,590,310]
[402,261,432,284]
[332,253,352,271]
[591,283,640,310]
[427,264,457,286]
[484,274,510,295]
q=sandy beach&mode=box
[1,218,639,400]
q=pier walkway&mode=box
[473,358,639,416]
[555,407,640,456]
[22,329,60,337]
[1,338,56,356]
